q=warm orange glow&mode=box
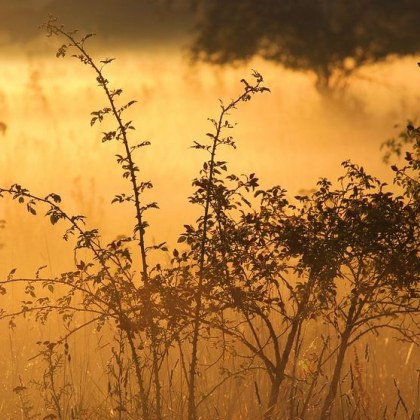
[1,49,419,275]
[0,34,418,419]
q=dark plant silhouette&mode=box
[177,151,419,418]
[178,71,269,420]
[0,17,168,419]
[383,121,420,200]
[0,17,419,420]
[291,161,419,418]
[43,17,167,419]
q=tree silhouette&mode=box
[189,0,420,92]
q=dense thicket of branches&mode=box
[0,19,419,420]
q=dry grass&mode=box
[0,21,418,420]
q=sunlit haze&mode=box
[0,3,419,419]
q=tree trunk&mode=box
[264,377,282,420]
[264,317,301,420]
[319,329,350,419]
[319,293,358,420]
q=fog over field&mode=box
[0,2,419,419]
[1,47,418,275]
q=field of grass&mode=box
[0,20,418,420]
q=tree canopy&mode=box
[190,0,420,91]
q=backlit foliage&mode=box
[0,18,419,420]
